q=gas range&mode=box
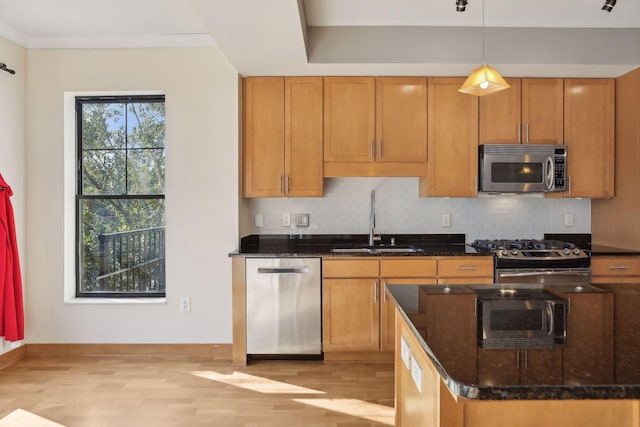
[471,238,590,271]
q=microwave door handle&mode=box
[546,303,555,336]
[545,157,554,191]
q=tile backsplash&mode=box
[246,178,591,242]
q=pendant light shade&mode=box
[458,0,510,96]
[459,64,510,96]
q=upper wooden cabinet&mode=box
[479,78,564,145]
[242,76,323,198]
[323,76,428,177]
[563,79,615,198]
[421,77,478,197]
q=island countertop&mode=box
[387,282,640,400]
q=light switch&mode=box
[282,213,291,227]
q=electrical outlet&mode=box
[254,213,264,228]
[564,213,575,227]
[282,213,291,227]
[180,297,191,313]
[441,213,451,228]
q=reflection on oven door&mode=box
[496,268,591,285]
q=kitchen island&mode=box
[388,283,640,427]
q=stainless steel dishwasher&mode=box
[246,257,322,357]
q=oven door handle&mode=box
[498,270,590,278]
[546,303,555,336]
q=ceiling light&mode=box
[456,0,468,12]
[459,0,510,96]
[602,0,616,12]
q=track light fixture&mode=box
[602,0,616,12]
[456,0,468,12]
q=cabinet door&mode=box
[477,348,519,386]
[564,79,615,198]
[323,278,380,352]
[479,78,521,144]
[522,78,563,145]
[376,77,427,162]
[324,77,375,163]
[284,77,324,197]
[423,78,479,197]
[563,293,614,384]
[520,349,563,385]
[242,77,285,197]
[380,278,437,351]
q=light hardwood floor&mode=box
[0,356,395,426]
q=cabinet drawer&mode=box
[323,258,379,278]
[437,257,494,278]
[379,258,437,278]
[437,277,494,285]
[592,257,640,276]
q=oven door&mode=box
[496,268,591,285]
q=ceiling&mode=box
[1,0,639,77]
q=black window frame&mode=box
[75,94,166,298]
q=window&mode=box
[76,95,166,297]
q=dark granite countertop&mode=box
[229,234,487,257]
[387,283,640,401]
[590,244,640,256]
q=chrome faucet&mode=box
[369,189,378,246]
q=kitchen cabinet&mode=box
[322,257,437,357]
[242,76,323,197]
[420,77,478,197]
[323,76,428,177]
[477,347,563,386]
[554,287,614,385]
[380,258,437,351]
[423,288,477,385]
[479,78,563,145]
[436,256,494,285]
[591,256,640,283]
[562,78,615,198]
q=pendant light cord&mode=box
[482,0,486,65]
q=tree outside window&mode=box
[76,95,166,297]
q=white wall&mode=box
[25,47,239,343]
[0,37,26,353]
[248,178,591,241]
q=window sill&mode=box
[64,297,167,305]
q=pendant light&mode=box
[459,0,510,96]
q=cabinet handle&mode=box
[285,175,290,195]
[373,282,378,304]
[567,296,571,317]
[524,350,528,368]
[378,140,383,159]
[457,266,478,271]
[608,265,632,270]
[517,123,521,143]
[516,350,520,369]
[474,298,477,317]
[382,282,387,303]
[279,175,283,194]
[370,140,375,160]
[525,124,530,143]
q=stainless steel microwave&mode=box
[479,144,567,193]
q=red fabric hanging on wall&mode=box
[0,174,24,342]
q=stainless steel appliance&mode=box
[471,239,591,285]
[479,144,567,193]
[246,257,321,357]
[476,287,566,349]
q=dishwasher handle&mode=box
[257,267,310,274]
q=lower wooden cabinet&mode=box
[436,256,494,285]
[477,347,563,386]
[591,256,640,283]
